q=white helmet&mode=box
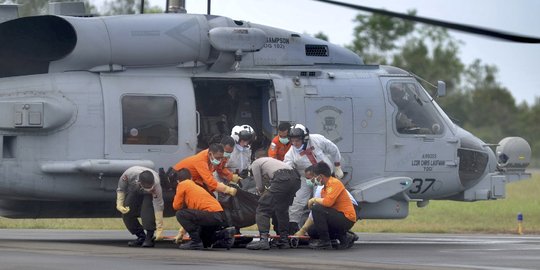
[289,123,309,144]
[231,125,255,143]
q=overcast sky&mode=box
[94,0,540,106]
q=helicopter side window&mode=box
[389,82,444,135]
[121,95,178,145]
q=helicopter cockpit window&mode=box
[389,82,444,135]
[122,95,178,145]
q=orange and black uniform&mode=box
[267,136,291,161]
[173,180,226,246]
[311,177,356,241]
[173,149,232,193]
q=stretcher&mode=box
[162,234,311,248]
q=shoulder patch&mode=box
[270,143,277,150]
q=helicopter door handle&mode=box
[195,111,200,136]
[267,98,277,127]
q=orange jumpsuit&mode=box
[173,149,232,192]
[267,136,291,161]
[172,180,223,212]
[320,177,356,222]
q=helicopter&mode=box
[0,0,533,219]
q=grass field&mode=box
[1,172,539,234]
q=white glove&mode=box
[116,192,130,214]
[154,211,164,241]
[334,165,344,179]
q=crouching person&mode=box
[116,166,164,247]
[246,157,301,250]
[173,168,235,250]
[307,162,356,249]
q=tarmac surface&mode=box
[1,229,539,270]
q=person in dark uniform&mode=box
[116,166,164,247]
[246,157,301,250]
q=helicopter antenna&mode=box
[207,0,211,15]
[140,0,144,14]
[314,0,540,43]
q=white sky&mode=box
[93,0,540,106]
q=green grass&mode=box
[2,173,539,234]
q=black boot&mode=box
[128,230,146,247]
[309,239,332,249]
[142,230,155,247]
[275,233,290,249]
[288,222,299,235]
[179,231,204,250]
[246,233,270,250]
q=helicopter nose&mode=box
[456,129,491,189]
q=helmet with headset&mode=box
[289,123,310,145]
[231,125,255,143]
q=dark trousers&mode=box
[310,204,354,241]
[256,191,294,235]
[176,209,226,237]
[122,192,155,235]
[256,169,300,235]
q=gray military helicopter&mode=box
[0,0,533,219]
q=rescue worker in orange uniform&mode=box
[307,161,356,249]
[173,168,235,250]
[267,122,292,161]
[172,143,238,196]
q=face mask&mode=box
[210,153,221,165]
[293,144,304,153]
[279,137,289,144]
[236,144,245,152]
[305,178,314,187]
[223,152,232,158]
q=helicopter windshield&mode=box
[388,82,445,135]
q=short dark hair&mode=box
[139,170,155,188]
[220,136,235,148]
[304,165,314,174]
[254,149,267,159]
[176,168,192,182]
[278,122,291,132]
[209,143,224,154]
[313,161,331,177]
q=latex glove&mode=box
[334,165,344,179]
[231,174,241,183]
[154,211,164,241]
[295,218,314,236]
[226,186,237,196]
[216,182,237,196]
[174,228,186,244]
[307,198,317,209]
[116,192,130,214]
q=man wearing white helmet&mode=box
[227,125,255,177]
[283,123,343,233]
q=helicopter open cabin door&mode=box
[383,79,459,199]
[100,73,197,168]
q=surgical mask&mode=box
[293,144,304,153]
[279,137,289,144]
[305,178,314,187]
[223,152,232,158]
[236,144,246,152]
[210,153,221,166]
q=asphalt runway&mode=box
[0,229,539,270]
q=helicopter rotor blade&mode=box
[314,0,540,43]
